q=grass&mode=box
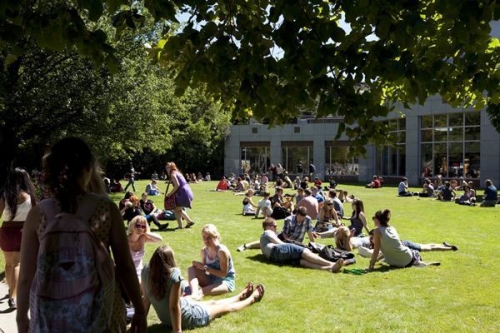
[3,180,500,332]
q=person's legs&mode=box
[236,240,260,252]
[147,215,168,230]
[204,284,264,319]
[181,209,195,226]
[419,243,457,251]
[301,249,344,272]
[174,207,184,228]
[188,266,212,300]
[202,282,230,297]
[3,251,20,299]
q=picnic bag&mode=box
[31,194,115,332]
[164,182,177,210]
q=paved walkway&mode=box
[0,282,17,333]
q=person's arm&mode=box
[142,290,152,317]
[248,198,258,208]
[144,231,163,243]
[167,172,180,196]
[108,202,147,332]
[169,281,182,333]
[16,206,41,333]
[368,229,381,270]
[360,212,370,235]
[331,209,340,225]
[205,248,230,278]
[306,218,317,241]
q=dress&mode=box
[142,266,210,329]
[173,172,194,208]
[203,245,236,291]
[130,246,145,278]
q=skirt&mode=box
[0,221,24,251]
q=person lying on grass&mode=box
[367,209,441,271]
[142,245,264,332]
[259,218,344,273]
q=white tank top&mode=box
[1,196,32,222]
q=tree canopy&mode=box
[2,1,500,152]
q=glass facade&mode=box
[375,118,406,176]
[240,143,270,175]
[281,142,313,174]
[420,112,480,178]
[325,142,359,175]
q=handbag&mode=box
[164,183,177,210]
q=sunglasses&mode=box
[135,223,147,229]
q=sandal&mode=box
[186,221,196,228]
[254,283,265,302]
[241,282,254,300]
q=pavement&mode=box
[0,282,17,333]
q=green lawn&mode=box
[3,180,500,332]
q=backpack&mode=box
[31,194,115,332]
[308,242,355,262]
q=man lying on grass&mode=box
[259,218,343,273]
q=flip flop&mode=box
[186,221,196,228]
[443,242,458,251]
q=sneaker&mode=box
[343,258,356,266]
[158,223,169,231]
[236,244,246,252]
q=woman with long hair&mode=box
[165,162,195,229]
[142,245,264,331]
[0,168,38,309]
[346,199,370,236]
[187,224,236,300]
[368,209,440,271]
[16,137,146,333]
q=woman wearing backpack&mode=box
[0,168,38,309]
[17,137,147,333]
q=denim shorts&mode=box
[269,243,305,266]
[182,300,211,329]
[402,240,422,252]
[208,273,236,292]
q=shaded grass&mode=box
[3,180,499,332]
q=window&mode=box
[240,142,270,175]
[325,142,359,175]
[420,112,480,178]
[375,118,406,176]
[281,142,313,174]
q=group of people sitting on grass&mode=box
[398,176,498,207]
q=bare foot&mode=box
[331,259,344,273]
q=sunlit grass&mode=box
[3,180,499,332]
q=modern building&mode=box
[224,96,500,187]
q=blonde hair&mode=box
[128,216,151,235]
[201,224,221,241]
[335,226,352,251]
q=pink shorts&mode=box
[0,221,24,252]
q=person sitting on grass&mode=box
[145,179,161,196]
[368,209,441,271]
[366,175,381,188]
[142,245,264,332]
[437,181,456,201]
[259,218,344,273]
[316,225,371,251]
[455,185,476,206]
[418,178,435,197]
[344,199,370,237]
[127,216,163,281]
[480,179,498,207]
[398,177,414,196]
[255,191,272,219]
[187,224,235,300]
[241,189,258,216]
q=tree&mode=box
[3,1,500,155]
